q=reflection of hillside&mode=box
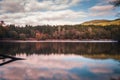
[0,42,120,60]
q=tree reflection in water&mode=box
[0,42,120,60]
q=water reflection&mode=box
[0,42,120,59]
[0,42,120,80]
[0,54,120,80]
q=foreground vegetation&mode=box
[0,20,120,40]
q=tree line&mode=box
[0,24,120,40]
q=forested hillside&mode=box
[0,19,120,40]
[81,19,120,26]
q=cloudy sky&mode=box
[0,0,120,26]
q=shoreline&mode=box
[0,40,118,43]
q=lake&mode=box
[0,42,120,80]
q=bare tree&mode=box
[110,0,120,17]
[111,0,120,7]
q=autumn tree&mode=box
[19,33,26,40]
[35,32,41,40]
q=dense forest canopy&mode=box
[0,19,120,40]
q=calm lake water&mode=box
[0,42,120,80]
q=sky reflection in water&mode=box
[0,54,120,80]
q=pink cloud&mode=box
[90,5,114,11]
[89,4,115,16]
[89,11,115,16]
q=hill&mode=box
[81,19,120,26]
